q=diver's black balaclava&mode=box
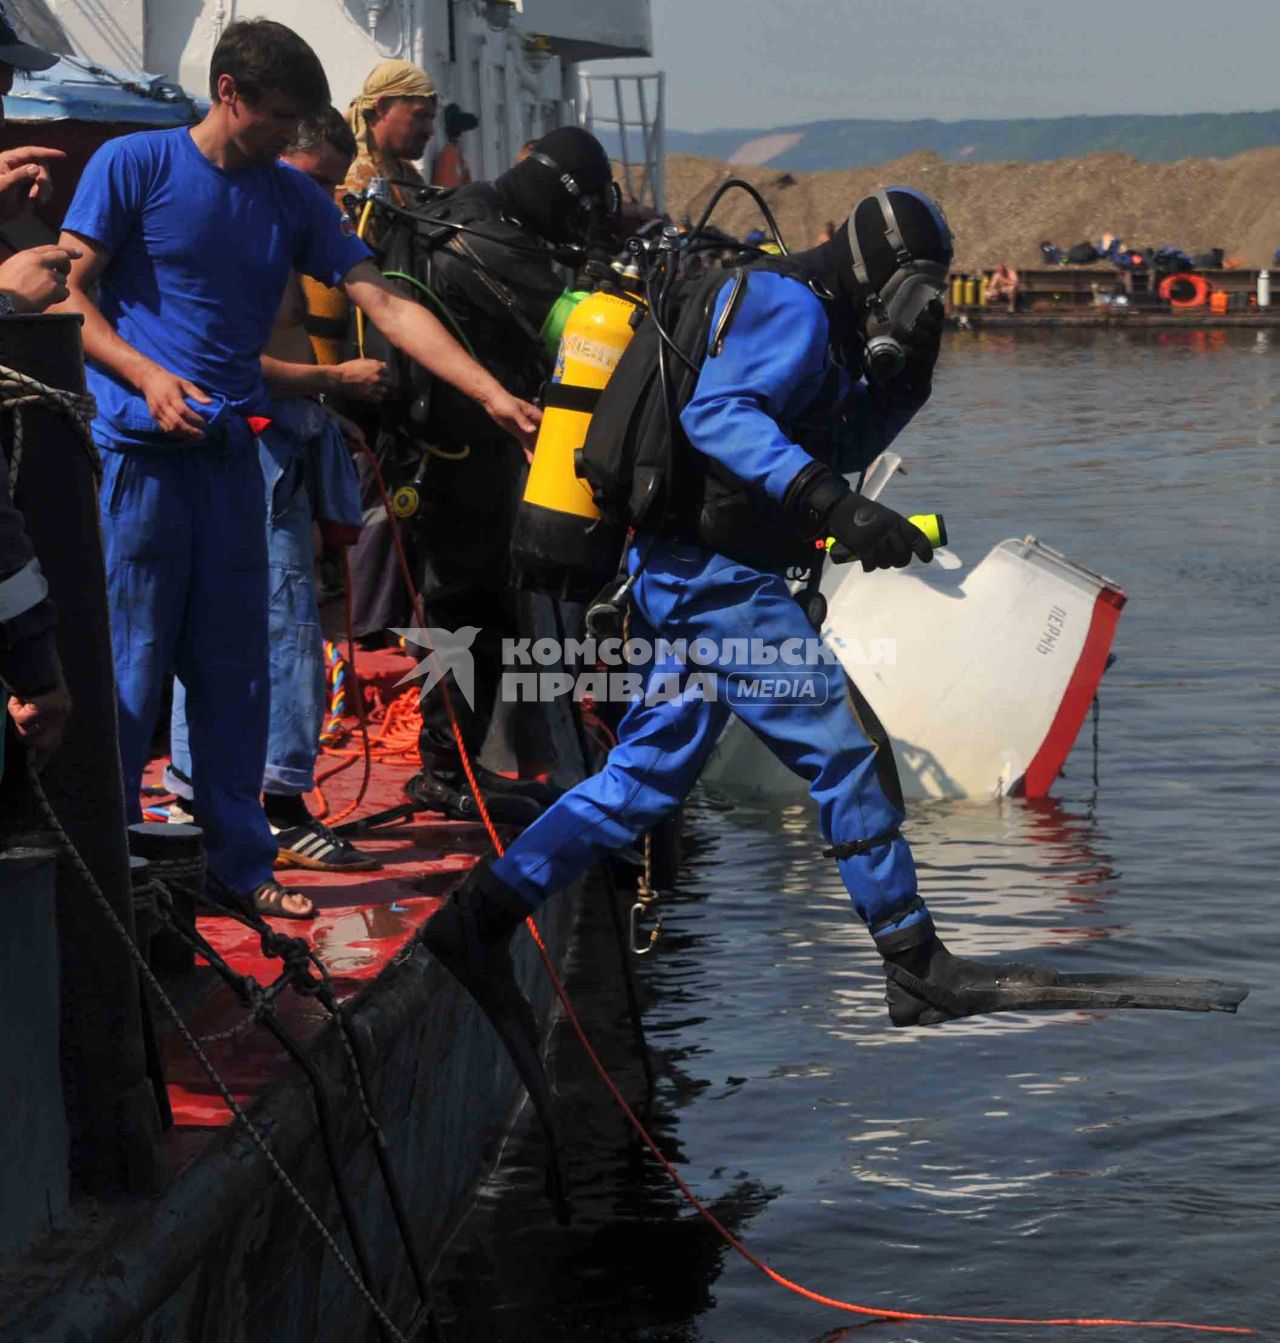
[494,126,613,243]
[798,189,953,306]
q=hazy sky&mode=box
[619,0,1280,131]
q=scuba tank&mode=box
[300,275,352,366]
[510,266,646,598]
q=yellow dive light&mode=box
[824,512,947,560]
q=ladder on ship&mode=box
[579,70,666,213]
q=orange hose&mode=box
[336,438,1251,1337]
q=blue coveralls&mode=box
[99,409,277,893]
[169,400,362,797]
[492,270,933,943]
[63,127,372,896]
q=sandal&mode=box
[252,879,316,921]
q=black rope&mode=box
[25,769,412,1343]
[156,895,400,1343]
[171,883,447,1336]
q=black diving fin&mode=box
[421,866,572,1224]
[881,932,1248,1027]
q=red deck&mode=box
[144,648,491,1138]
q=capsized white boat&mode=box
[699,455,1126,802]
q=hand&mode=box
[137,365,211,440]
[827,493,933,573]
[482,388,541,452]
[8,679,72,771]
[325,406,367,454]
[332,357,390,402]
[902,297,945,387]
[0,147,65,222]
[0,244,82,314]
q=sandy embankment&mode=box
[658,147,1280,270]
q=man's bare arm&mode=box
[342,260,541,449]
[55,230,209,439]
[260,353,390,402]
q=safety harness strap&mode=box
[822,827,901,861]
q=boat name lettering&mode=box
[1036,605,1068,655]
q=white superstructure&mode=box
[39,0,653,183]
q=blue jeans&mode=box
[492,538,929,941]
[171,407,327,798]
[100,435,276,895]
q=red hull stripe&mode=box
[1015,588,1125,798]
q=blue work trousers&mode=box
[100,438,277,895]
[171,413,326,796]
[492,539,929,940]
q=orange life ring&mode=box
[1158,273,1209,308]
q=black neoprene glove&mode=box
[827,492,933,571]
[902,297,945,390]
[784,464,933,573]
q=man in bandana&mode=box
[341,59,437,211]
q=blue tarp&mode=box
[4,57,199,126]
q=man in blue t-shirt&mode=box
[58,19,539,918]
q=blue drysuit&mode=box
[169,400,362,797]
[492,271,933,942]
[64,128,370,895]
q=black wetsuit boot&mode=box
[409,727,556,827]
[877,915,1248,1025]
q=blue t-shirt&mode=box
[63,127,371,447]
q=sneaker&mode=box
[271,816,382,872]
[167,800,195,825]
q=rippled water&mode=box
[436,330,1279,1341]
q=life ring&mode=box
[1158,273,1209,308]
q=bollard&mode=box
[127,821,205,974]
[1258,269,1271,309]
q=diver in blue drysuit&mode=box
[423,187,956,1027]
[423,187,1249,1058]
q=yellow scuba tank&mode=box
[301,275,351,366]
[511,270,645,597]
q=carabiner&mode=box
[630,898,662,956]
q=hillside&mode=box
[654,110,1280,173]
[664,147,1280,271]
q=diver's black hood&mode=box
[493,126,613,244]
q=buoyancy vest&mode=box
[578,253,864,574]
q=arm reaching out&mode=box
[55,230,210,440]
[342,260,541,450]
[261,353,390,402]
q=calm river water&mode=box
[436,329,1279,1342]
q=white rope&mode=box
[0,362,99,495]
